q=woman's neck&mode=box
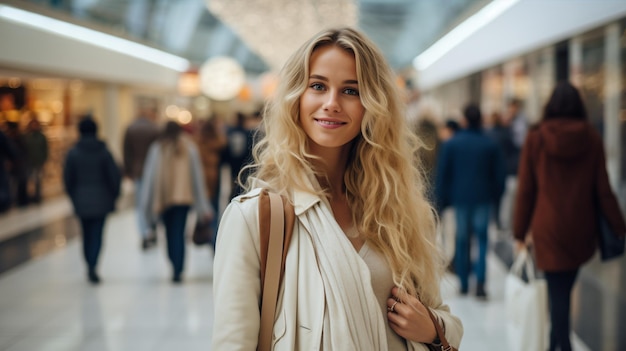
[311,147,349,198]
[311,151,348,197]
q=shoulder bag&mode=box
[597,206,625,261]
[257,189,295,351]
[426,308,458,351]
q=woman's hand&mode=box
[515,234,533,254]
[386,286,438,344]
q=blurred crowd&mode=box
[0,94,264,285]
[0,94,49,213]
[409,81,625,351]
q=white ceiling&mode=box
[16,0,482,74]
[416,0,626,89]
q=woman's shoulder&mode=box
[226,188,264,217]
[234,188,264,203]
[218,188,265,246]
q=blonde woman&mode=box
[213,27,463,350]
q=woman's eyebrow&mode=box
[309,74,328,81]
[309,74,358,85]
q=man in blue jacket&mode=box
[435,104,505,299]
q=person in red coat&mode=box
[513,81,626,351]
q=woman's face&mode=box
[299,45,365,156]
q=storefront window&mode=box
[481,67,503,123]
[581,30,605,134]
[525,47,555,122]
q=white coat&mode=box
[213,188,463,350]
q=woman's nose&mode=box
[323,92,341,112]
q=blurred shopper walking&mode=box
[140,121,213,283]
[0,127,16,213]
[439,119,460,143]
[5,121,28,207]
[487,111,518,231]
[513,81,626,351]
[123,102,160,250]
[506,98,528,155]
[222,112,254,200]
[22,116,48,203]
[63,117,121,284]
[435,104,506,299]
[437,118,462,271]
[498,98,528,231]
[195,117,226,250]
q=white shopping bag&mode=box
[505,249,548,351]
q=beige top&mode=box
[359,243,408,351]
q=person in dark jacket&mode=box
[487,111,518,230]
[0,128,17,212]
[435,104,506,299]
[23,116,48,203]
[63,116,121,284]
[222,112,255,200]
[513,81,626,351]
[5,121,28,207]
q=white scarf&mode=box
[303,199,388,350]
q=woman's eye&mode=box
[344,88,359,96]
[310,83,325,91]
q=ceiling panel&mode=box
[20,0,481,74]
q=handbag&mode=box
[505,248,548,351]
[191,219,213,246]
[257,189,295,351]
[597,207,625,261]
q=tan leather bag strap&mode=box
[257,192,285,351]
[427,307,456,351]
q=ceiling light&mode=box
[413,0,520,71]
[199,56,245,101]
[0,5,190,72]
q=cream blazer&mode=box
[212,188,463,350]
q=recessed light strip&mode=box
[413,0,520,71]
[0,5,190,72]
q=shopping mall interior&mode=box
[1,0,626,350]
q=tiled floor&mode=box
[0,207,590,351]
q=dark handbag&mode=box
[192,219,213,246]
[598,211,625,261]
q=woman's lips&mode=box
[315,118,346,129]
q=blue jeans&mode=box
[79,216,106,271]
[161,205,190,276]
[454,203,490,291]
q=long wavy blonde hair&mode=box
[246,27,444,306]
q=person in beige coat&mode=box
[140,121,213,283]
[213,27,463,350]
